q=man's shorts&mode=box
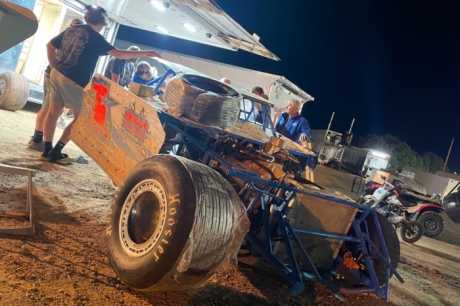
[42,72,51,109]
[49,69,83,111]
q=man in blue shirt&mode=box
[275,99,312,143]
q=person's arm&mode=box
[46,42,57,69]
[111,72,120,83]
[274,113,284,132]
[108,49,161,60]
[110,59,124,83]
[47,32,64,69]
[298,118,313,141]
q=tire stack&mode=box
[162,74,241,127]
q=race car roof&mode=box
[64,0,279,61]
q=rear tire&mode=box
[418,211,444,238]
[400,220,423,243]
[107,155,249,291]
[0,71,29,111]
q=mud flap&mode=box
[71,74,165,186]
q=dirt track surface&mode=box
[0,104,459,305]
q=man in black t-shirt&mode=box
[40,5,161,164]
[28,18,84,152]
[104,45,140,87]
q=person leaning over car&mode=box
[40,5,161,164]
[274,99,312,144]
[103,45,140,86]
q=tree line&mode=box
[358,134,446,173]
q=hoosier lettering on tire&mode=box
[106,154,249,291]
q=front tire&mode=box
[418,211,444,238]
[400,220,423,243]
[106,155,249,291]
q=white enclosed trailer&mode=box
[1,0,312,111]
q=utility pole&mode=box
[323,112,335,143]
[443,137,455,172]
[348,118,355,134]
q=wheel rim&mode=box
[119,179,167,257]
[0,79,5,97]
[425,219,437,231]
[405,224,420,239]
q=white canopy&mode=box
[62,0,279,60]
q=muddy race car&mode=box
[0,1,402,301]
[68,57,403,301]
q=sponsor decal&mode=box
[122,103,150,143]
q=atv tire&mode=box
[400,220,423,243]
[107,155,249,291]
[418,211,444,238]
[0,71,29,111]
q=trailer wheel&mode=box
[106,154,249,291]
[418,211,444,238]
[0,71,29,111]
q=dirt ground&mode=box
[0,104,459,306]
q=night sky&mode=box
[117,0,460,171]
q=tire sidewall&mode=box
[418,211,444,238]
[401,221,423,243]
[107,156,196,289]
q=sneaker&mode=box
[28,137,45,152]
[57,121,66,129]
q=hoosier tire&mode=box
[0,71,29,111]
[107,155,249,291]
[418,211,444,238]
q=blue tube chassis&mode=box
[157,107,403,302]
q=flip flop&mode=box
[74,155,89,164]
[53,153,73,165]
[40,153,73,165]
